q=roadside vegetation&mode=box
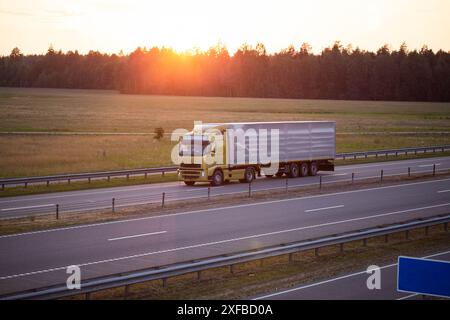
[0,88,449,179]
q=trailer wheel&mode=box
[184,181,195,186]
[211,170,224,187]
[309,162,318,176]
[289,163,300,178]
[300,163,309,177]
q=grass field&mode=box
[0,87,449,178]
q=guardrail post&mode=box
[162,278,167,288]
[162,192,165,208]
[107,176,110,182]
[314,248,319,257]
[197,271,202,281]
[207,186,211,200]
[162,171,165,177]
[124,285,130,300]
[365,153,368,159]
[68,179,70,185]
[395,152,398,157]
[351,172,354,184]
[363,238,367,247]
[56,204,59,220]
[285,177,289,193]
[88,177,91,184]
[405,230,410,240]
[112,198,115,213]
[319,175,322,189]
[408,167,411,177]
[145,173,148,179]
[433,164,436,176]
[380,170,384,182]
[1,184,4,191]
[85,292,91,300]
[288,253,294,263]
[248,182,252,197]
[126,174,129,181]
[24,182,27,188]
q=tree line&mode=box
[1,42,449,101]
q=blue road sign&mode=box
[398,256,450,298]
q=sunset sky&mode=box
[0,0,449,55]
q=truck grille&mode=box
[180,163,202,169]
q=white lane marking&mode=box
[330,173,348,177]
[1,204,55,211]
[397,293,419,300]
[419,163,441,168]
[108,231,167,241]
[335,157,450,171]
[0,181,188,204]
[2,177,450,239]
[254,249,450,300]
[305,205,344,213]
[438,190,450,193]
[1,203,449,280]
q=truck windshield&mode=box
[179,136,210,157]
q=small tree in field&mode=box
[154,127,164,140]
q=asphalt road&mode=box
[0,175,449,296]
[254,250,450,300]
[0,156,449,218]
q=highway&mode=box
[254,250,450,300]
[0,174,449,296]
[0,156,449,218]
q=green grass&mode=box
[0,87,449,178]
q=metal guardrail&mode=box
[335,145,450,160]
[1,145,449,190]
[2,214,449,300]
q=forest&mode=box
[1,42,449,102]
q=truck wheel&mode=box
[211,170,224,186]
[309,162,318,176]
[300,163,309,177]
[289,163,300,178]
[184,181,195,186]
[244,167,256,183]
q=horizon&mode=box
[1,0,450,56]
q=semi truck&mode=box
[177,121,336,186]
